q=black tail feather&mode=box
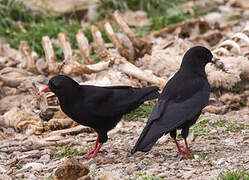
[140,86,160,103]
[131,120,165,154]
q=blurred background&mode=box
[0,0,247,60]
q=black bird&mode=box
[131,46,217,156]
[37,75,159,158]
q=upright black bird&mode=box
[131,46,217,156]
[37,75,159,158]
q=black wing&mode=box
[131,76,210,153]
[81,85,159,118]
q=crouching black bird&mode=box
[131,46,218,156]
[37,75,159,158]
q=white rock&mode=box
[158,135,169,143]
[210,129,217,134]
[204,12,223,25]
[183,170,196,179]
[214,158,226,165]
[27,174,37,180]
[224,138,235,146]
[39,154,50,163]
[0,175,11,180]
[176,172,182,178]
[23,162,45,170]
[188,132,194,143]
[0,165,7,173]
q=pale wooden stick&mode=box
[113,10,152,57]
[76,29,95,64]
[42,36,58,74]
[91,24,107,54]
[19,41,38,74]
[58,32,73,61]
[103,21,134,62]
[98,50,166,88]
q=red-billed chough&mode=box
[37,75,159,158]
[131,46,218,156]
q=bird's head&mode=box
[181,46,218,69]
[36,75,80,98]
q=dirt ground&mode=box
[1,0,249,179]
[0,107,248,179]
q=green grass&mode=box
[191,119,210,137]
[218,170,249,180]
[0,0,214,61]
[133,172,164,180]
[226,123,245,132]
[208,136,220,140]
[45,177,55,180]
[0,0,84,60]
[185,151,209,160]
[192,117,247,137]
[124,101,155,121]
[211,117,246,133]
[198,119,210,127]
[0,0,112,60]
[54,146,85,157]
[53,142,65,147]
[98,0,192,32]
[211,118,226,128]
[227,15,242,21]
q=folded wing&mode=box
[131,79,210,153]
[82,85,160,117]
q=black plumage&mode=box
[37,75,160,158]
[131,46,215,156]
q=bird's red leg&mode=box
[80,136,105,162]
[86,136,105,156]
[91,143,103,158]
[173,138,183,155]
[182,138,191,156]
[86,136,99,155]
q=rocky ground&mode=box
[0,107,248,179]
[1,0,249,179]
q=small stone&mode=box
[0,175,11,180]
[183,170,196,179]
[78,176,91,180]
[54,158,89,180]
[158,172,169,178]
[15,173,24,178]
[100,171,116,180]
[7,167,14,175]
[157,157,165,163]
[214,158,226,165]
[188,133,194,143]
[23,162,45,170]
[126,164,137,172]
[39,154,51,163]
[158,135,169,143]
[210,129,217,134]
[224,138,235,146]
[176,172,182,178]
[0,165,7,173]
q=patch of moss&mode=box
[218,170,249,180]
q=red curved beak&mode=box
[35,86,51,96]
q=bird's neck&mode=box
[57,89,80,107]
[181,66,207,78]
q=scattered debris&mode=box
[0,3,249,179]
